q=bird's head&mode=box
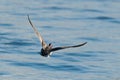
[49,43,53,48]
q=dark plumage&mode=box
[28,15,87,57]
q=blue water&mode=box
[0,0,120,80]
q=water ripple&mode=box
[0,59,17,63]
[4,40,34,46]
[10,61,89,72]
[89,16,115,20]
[43,6,72,11]
[52,64,89,73]
[79,37,103,42]
[110,20,120,24]
[0,72,9,75]
[65,52,97,58]
[84,51,116,54]
[82,9,103,13]
[42,26,54,29]
[0,32,10,35]
[0,23,13,27]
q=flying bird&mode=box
[27,15,87,57]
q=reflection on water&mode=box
[0,0,120,80]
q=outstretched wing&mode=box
[51,42,87,52]
[27,15,47,48]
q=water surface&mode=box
[0,0,120,80]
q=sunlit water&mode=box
[0,0,120,80]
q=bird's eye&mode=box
[49,43,52,46]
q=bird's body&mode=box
[40,43,52,57]
[28,15,87,57]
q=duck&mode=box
[27,15,87,57]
